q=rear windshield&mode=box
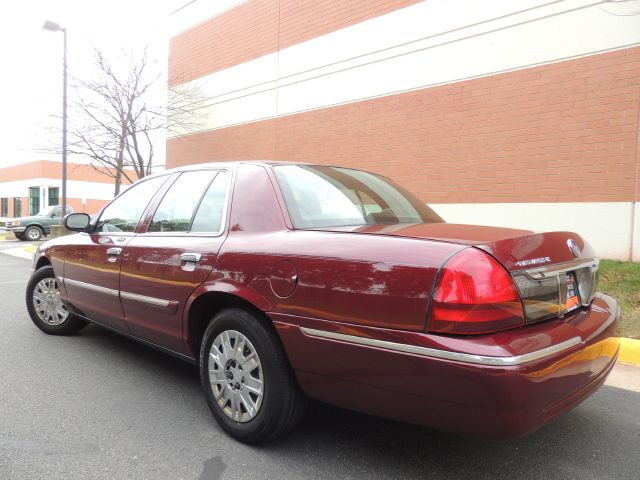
[273,165,443,229]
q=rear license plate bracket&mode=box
[565,271,580,312]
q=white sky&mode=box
[0,0,174,169]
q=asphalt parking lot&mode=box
[0,246,639,480]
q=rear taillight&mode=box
[428,248,525,335]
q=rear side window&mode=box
[148,171,216,233]
[273,165,443,228]
[97,176,168,232]
[191,171,229,233]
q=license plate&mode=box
[565,272,580,312]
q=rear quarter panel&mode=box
[212,163,463,332]
[217,230,462,331]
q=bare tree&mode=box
[49,47,205,196]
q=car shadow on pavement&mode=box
[76,324,640,480]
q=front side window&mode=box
[148,171,217,233]
[0,198,7,217]
[96,176,168,233]
[273,165,443,228]
[36,206,56,217]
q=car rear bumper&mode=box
[274,293,621,438]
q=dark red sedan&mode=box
[26,162,620,444]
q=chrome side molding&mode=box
[61,277,176,311]
[63,277,119,297]
[300,327,582,367]
[120,291,176,310]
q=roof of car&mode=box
[140,160,390,184]
[156,160,307,176]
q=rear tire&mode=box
[26,266,88,335]
[200,308,306,444]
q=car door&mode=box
[118,169,231,354]
[61,175,169,332]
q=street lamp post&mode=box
[43,20,67,219]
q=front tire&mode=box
[200,308,306,444]
[25,226,43,241]
[26,266,88,335]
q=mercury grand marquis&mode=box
[26,161,620,444]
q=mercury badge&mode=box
[567,239,581,258]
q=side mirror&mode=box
[65,213,91,231]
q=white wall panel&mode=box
[169,0,249,36]
[169,0,640,136]
[0,179,119,201]
[431,202,635,261]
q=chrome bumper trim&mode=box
[300,327,582,367]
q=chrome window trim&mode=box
[300,327,582,367]
[87,232,136,238]
[139,168,232,238]
[62,277,119,297]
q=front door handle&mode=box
[107,247,122,256]
[180,253,202,263]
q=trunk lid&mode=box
[317,223,594,269]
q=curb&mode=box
[618,338,640,366]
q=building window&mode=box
[0,198,7,217]
[13,198,22,217]
[48,187,59,206]
[29,187,40,215]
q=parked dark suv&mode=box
[6,206,73,241]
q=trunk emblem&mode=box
[515,256,550,267]
[567,239,581,257]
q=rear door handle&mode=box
[180,253,202,263]
[107,247,122,256]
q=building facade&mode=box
[0,160,130,219]
[167,0,640,260]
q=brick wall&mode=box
[169,0,421,86]
[168,46,640,204]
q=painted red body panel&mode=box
[271,294,619,437]
[119,235,223,354]
[37,161,620,439]
[60,233,131,332]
